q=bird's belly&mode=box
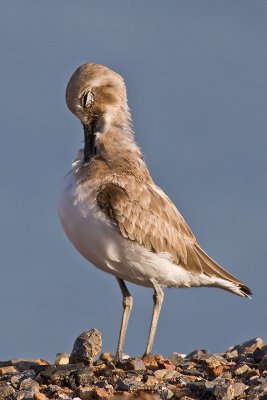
[58,172,209,289]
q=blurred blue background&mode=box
[0,1,266,361]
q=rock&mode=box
[214,382,248,400]
[55,353,70,366]
[117,358,145,371]
[0,361,13,368]
[186,349,209,361]
[223,350,239,360]
[19,378,40,398]
[154,369,168,380]
[168,353,185,366]
[93,386,111,398]
[17,371,36,380]
[172,387,196,399]
[99,352,114,363]
[69,329,102,365]
[248,381,267,398]
[142,355,164,371]
[162,388,174,399]
[259,354,267,369]
[115,376,143,392]
[0,366,18,376]
[234,363,251,375]
[68,367,95,389]
[145,375,158,386]
[77,385,111,400]
[38,364,83,386]
[229,337,266,354]
[0,382,15,399]
[33,394,49,400]
[231,382,248,397]
[157,359,175,370]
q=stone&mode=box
[33,394,49,400]
[154,369,168,380]
[214,382,248,400]
[142,355,164,371]
[0,382,15,399]
[248,381,267,397]
[231,382,248,397]
[76,385,95,400]
[223,350,239,360]
[259,355,267,369]
[117,358,145,371]
[68,367,95,389]
[115,377,143,392]
[172,387,196,399]
[77,386,111,400]
[11,358,50,372]
[205,355,228,367]
[168,353,185,366]
[186,349,209,361]
[55,353,70,366]
[153,369,177,381]
[17,371,36,380]
[38,364,83,386]
[0,366,18,376]
[69,329,102,365]
[252,347,266,362]
[234,363,251,375]
[93,386,111,398]
[20,378,39,391]
[157,359,175,370]
[229,337,266,354]
[10,375,21,389]
[163,388,174,399]
[99,353,114,363]
[145,375,158,386]
[0,361,13,368]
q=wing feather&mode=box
[96,178,251,296]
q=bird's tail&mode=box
[194,245,252,298]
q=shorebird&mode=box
[58,63,251,364]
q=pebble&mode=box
[69,329,102,365]
[229,337,266,354]
[0,382,15,399]
[117,358,146,371]
[168,352,185,366]
[0,366,18,376]
[1,333,267,399]
[33,394,49,400]
[55,353,70,366]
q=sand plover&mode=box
[58,63,251,363]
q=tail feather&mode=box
[194,244,252,298]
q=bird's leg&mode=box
[113,278,133,365]
[144,280,164,356]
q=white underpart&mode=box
[58,168,243,294]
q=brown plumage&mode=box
[96,177,251,296]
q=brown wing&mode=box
[97,179,251,295]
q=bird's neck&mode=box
[93,105,151,180]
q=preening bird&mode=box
[58,63,251,364]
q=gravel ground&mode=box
[1,329,267,400]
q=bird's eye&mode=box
[82,90,94,108]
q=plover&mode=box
[58,63,251,363]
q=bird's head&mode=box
[66,63,126,127]
[66,63,128,161]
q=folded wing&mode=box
[97,179,251,297]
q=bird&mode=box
[58,63,252,364]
